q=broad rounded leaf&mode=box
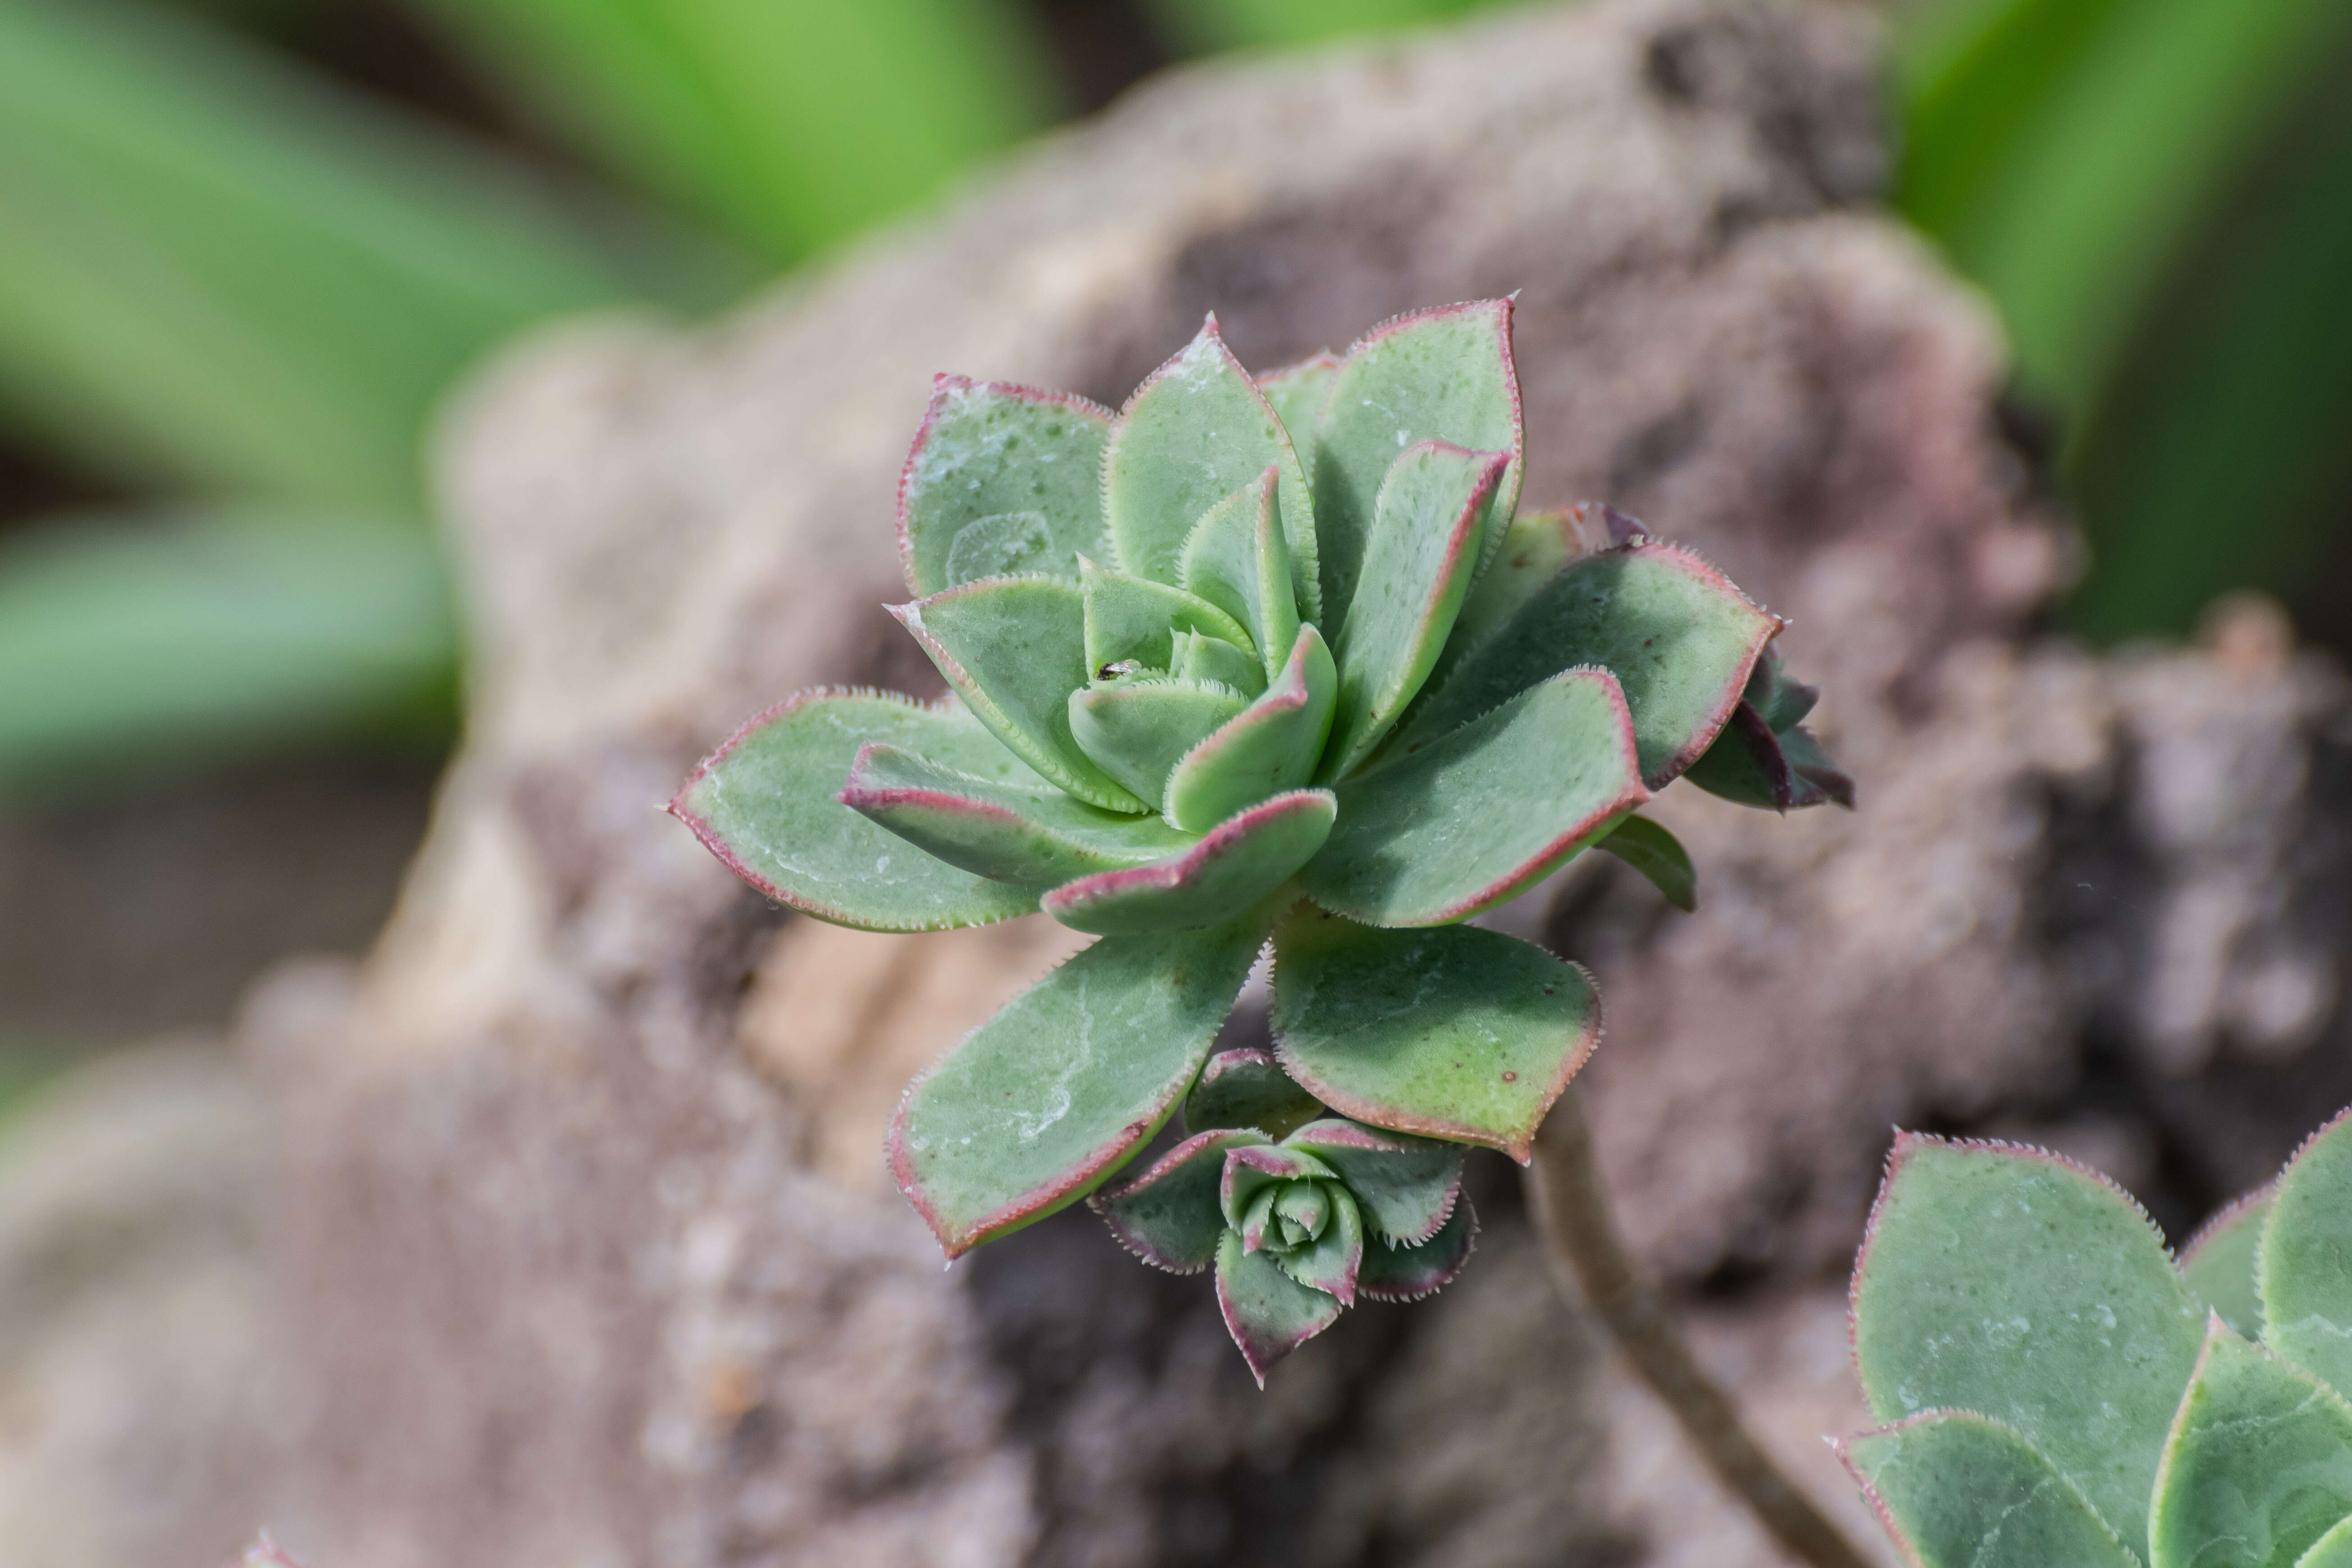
[2264,1108,2352,1398]
[1596,814,1697,912]
[898,376,1111,595]
[1300,666,1647,927]
[1255,352,1337,487]
[841,742,1192,886]
[889,919,1263,1256]
[1837,1411,2138,1568]
[1270,915,1600,1162]
[1185,1047,1326,1140]
[1090,1127,1270,1274]
[1324,440,1507,776]
[1283,1117,1465,1245]
[1359,1197,1478,1302]
[1399,543,1779,789]
[1312,299,1522,622]
[1069,677,1249,809]
[1852,1135,2205,1556]
[2302,1518,2352,1568]
[1041,789,1336,935]
[1104,316,1318,618]
[1080,556,1255,673]
[671,689,1038,931]
[2150,1320,2352,1568]
[1164,624,1337,833]
[2182,1186,2275,1339]
[1180,465,1299,678]
[1272,1183,1363,1305]
[1216,1228,1342,1387]
[895,576,1145,811]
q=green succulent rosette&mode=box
[673,300,1845,1375]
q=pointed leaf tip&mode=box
[1041,788,1334,935]
[1215,1227,1343,1386]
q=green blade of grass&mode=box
[1141,0,1488,51]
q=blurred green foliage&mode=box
[0,0,2348,799]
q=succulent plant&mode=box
[1839,1104,2352,1568]
[671,298,1846,1378]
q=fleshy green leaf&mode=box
[2182,1186,2275,1339]
[1255,351,1337,487]
[1299,666,1647,927]
[1282,1117,1465,1245]
[1172,629,1266,697]
[1359,1198,1477,1303]
[1080,556,1255,672]
[1041,789,1336,935]
[1068,676,1250,811]
[1180,465,1299,678]
[1272,1183,1363,1305]
[898,377,1112,595]
[671,689,1039,930]
[840,741,1192,885]
[1164,624,1337,834]
[1851,1135,2205,1556]
[1397,543,1779,790]
[2300,1518,2352,1568]
[1837,1411,2140,1568]
[1184,1047,1326,1141]
[1216,1227,1343,1387]
[1429,504,1614,692]
[1270,915,1600,1162]
[1682,647,1855,811]
[1324,440,1507,776]
[1103,315,1318,619]
[888,917,1263,1256]
[2263,1108,2352,1398]
[1597,814,1697,913]
[894,576,1145,811]
[1310,299,1522,623]
[1220,1142,1338,1231]
[1090,1127,1270,1273]
[2149,1320,2352,1568]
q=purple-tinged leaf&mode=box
[1103,316,1318,620]
[1185,1047,1326,1140]
[1271,916,1599,1161]
[1324,441,1509,777]
[1359,1197,1478,1302]
[1217,1228,1343,1386]
[1273,1184,1363,1306]
[1091,1127,1271,1273]
[1164,624,1336,833]
[1181,465,1299,678]
[894,576,1146,812]
[671,688,1039,931]
[1299,667,1647,927]
[841,742,1193,886]
[1220,1142,1338,1230]
[1238,1185,1279,1252]
[1835,1411,2139,1568]
[2179,1184,2273,1338]
[1041,789,1335,935]
[1068,676,1249,809]
[898,376,1113,596]
[1596,814,1696,913]
[1282,1118,1465,1245]
[1080,556,1256,674]
[1311,299,1522,623]
[1683,647,1854,811]
[1398,543,1779,789]
[889,918,1262,1257]
[1256,352,1338,487]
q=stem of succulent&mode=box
[1525,1086,1873,1568]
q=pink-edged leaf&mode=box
[1255,351,1338,487]
[1281,1117,1465,1245]
[898,375,1113,596]
[1219,1141,1337,1231]
[1324,441,1509,778]
[1835,1410,2139,1568]
[1311,299,1522,624]
[1163,624,1337,833]
[894,576,1146,811]
[1399,542,1779,789]
[1184,1047,1327,1140]
[2179,1182,2274,1339]
[1270,913,1600,1162]
[1272,1184,1363,1306]
[1429,504,1606,689]
[1238,1184,1279,1253]
[842,742,1193,885]
[1683,647,1854,811]
[1299,666,1647,928]
[1103,315,1319,620]
[1216,1227,1344,1387]
[1358,1196,1478,1302]
[1067,676,1250,809]
[1089,1126,1270,1273]
[1041,788,1335,935]
[1179,465,1300,679]
[670,688,1039,931]
[888,917,1262,1258]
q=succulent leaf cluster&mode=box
[672,299,1848,1379]
[1841,1105,2352,1568]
